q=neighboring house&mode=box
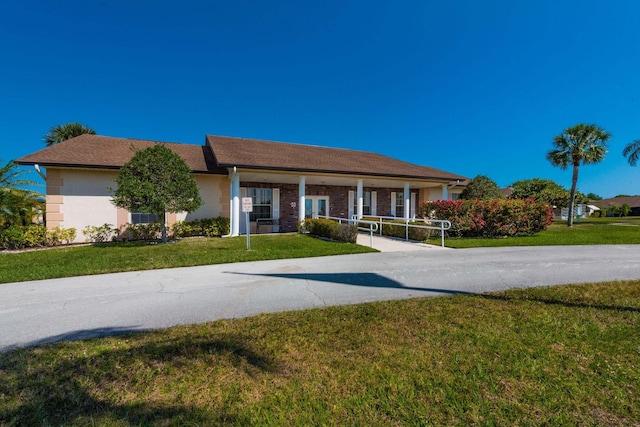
[591,196,640,216]
[16,134,468,242]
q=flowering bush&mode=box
[417,199,552,238]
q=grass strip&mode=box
[1,280,639,425]
[0,234,376,284]
[429,216,640,248]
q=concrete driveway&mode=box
[2,244,640,351]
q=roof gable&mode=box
[206,135,465,181]
[16,134,223,174]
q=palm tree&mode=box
[0,160,42,228]
[546,123,611,227]
[623,139,640,166]
[44,122,96,146]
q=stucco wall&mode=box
[49,169,225,242]
[53,169,118,242]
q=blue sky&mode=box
[2,0,639,198]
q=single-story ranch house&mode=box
[17,134,468,242]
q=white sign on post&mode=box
[242,197,253,213]
[241,197,253,249]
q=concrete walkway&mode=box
[356,233,446,251]
[2,244,640,351]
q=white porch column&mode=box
[442,184,449,201]
[404,182,410,219]
[230,169,240,236]
[298,176,306,224]
[356,179,363,219]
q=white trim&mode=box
[272,188,280,219]
[411,192,416,218]
[371,191,377,216]
[298,176,306,224]
[348,190,354,220]
[442,184,449,200]
[239,187,247,235]
[391,191,397,217]
[357,179,363,219]
[404,182,410,219]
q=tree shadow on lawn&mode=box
[0,330,279,425]
[480,292,640,313]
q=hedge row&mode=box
[302,218,358,243]
[0,226,77,250]
[0,217,232,249]
[171,217,230,238]
[82,217,232,242]
[417,199,552,238]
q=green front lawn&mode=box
[430,216,640,248]
[2,280,638,425]
[0,234,377,284]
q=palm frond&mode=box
[623,139,640,166]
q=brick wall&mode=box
[242,182,415,232]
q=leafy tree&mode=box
[623,139,640,166]
[111,144,203,243]
[608,203,631,217]
[614,194,634,198]
[509,178,587,207]
[459,175,502,200]
[586,192,602,200]
[546,123,610,227]
[44,122,96,146]
[0,160,43,228]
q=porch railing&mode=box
[319,215,379,248]
[353,215,452,248]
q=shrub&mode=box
[121,222,162,241]
[47,227,77,246]
[172,217,230,238]
[417,199,552,238]
[82,224,116,243]
[0,226,26,249]
[0,225,77,250]
[362,218,432,241]
[302,218,357,243]
[23,225,47,247]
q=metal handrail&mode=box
[354,215,451,248]
[317,215,379,247]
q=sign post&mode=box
[242,197,253,250]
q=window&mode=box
[247,188,272,222]
[131,212,159,224]
[395,192,405,217]
[352,191,371,216]
[451,193,460,201]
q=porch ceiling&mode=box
[235,169,449,189]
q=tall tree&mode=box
[510,178,587,208]
[546,123,610,227]
[623,139,640,166]
[44,122,96,146]
[111,144,203,243]
[459,175,502,200]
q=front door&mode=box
[305,196,329,218]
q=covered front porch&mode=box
[226,169,460,236]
